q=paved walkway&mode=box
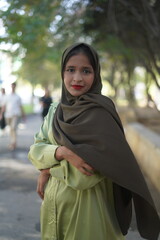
[0,114,42,240]
[0,114,156,240]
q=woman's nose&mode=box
[73,71,82,82]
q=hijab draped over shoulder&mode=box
[53,43,160,239]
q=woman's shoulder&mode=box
[44,102,59,127]
[50,102,59,111]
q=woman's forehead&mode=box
[65,53,93,67]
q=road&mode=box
[0,113,156,240]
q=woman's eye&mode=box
[83,69,91,74]
[66,68,75,73]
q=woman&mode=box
[40,88,52,119]
[28,43,160,240]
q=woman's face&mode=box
[63,53,95,97]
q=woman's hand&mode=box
[37,168,50,199]
[55,146,94,176]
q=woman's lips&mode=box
[72,85,84,90]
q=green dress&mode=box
[28,103,125,240]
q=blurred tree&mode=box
[1,0,160,105]
[54,0,159,103]
[0,0,62,88]
[80,0,160,102]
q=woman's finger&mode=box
[37,177,44,199]
[79,167,93,176]
[37,186,44,199]
[83,163,94,172]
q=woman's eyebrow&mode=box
[83,66,92,69]
[66,65,75,68]
[65,65,92,69]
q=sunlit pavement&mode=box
[0,114,42,240]
[0,113,154,240]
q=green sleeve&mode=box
[50,160,105,190]
[28,103,60,170]
[29,102,104,189]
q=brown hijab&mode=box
[53,43,160,239]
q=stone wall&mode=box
[125,122,160,191]
[125,122,160,213]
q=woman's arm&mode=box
[28,104,60,199]
[36,145,97,199]
[49,146,104,191]
[37,169,50,199]
[28,104,60,170]
[28,103,97,197]
[56,146,94,176]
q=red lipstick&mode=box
[72,85,84,90]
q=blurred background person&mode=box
[40,88,52,119]
[0,82,25,150]
[0,87,6,136]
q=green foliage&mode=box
[1,0,160,105]
[0,0,62,88]
[80,0,160,102]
